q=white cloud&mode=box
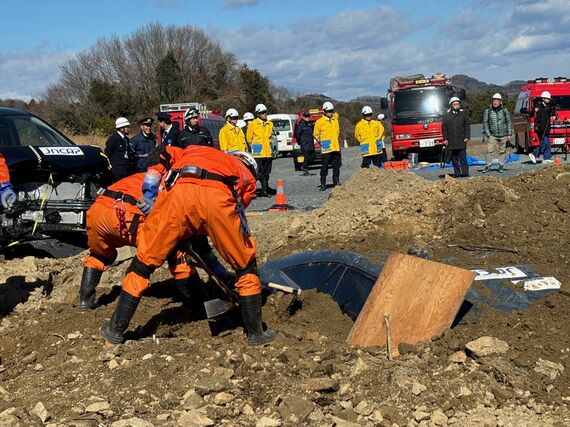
[0,50,74,101]
[223,0,259,9]
[216,1,570,99]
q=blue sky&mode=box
[1,0,568,101]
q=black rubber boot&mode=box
[259,178,269,197]
[77,267,103,310]
[240,294,276,346]
[266,181,277,196]
[333,174,340,187]
[100,291,140,345]
[176,273,207,317]
[319,177,327,191]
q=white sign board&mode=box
[39,147,83,156]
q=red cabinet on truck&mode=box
[381,74,465,160]
[513,77,570,153]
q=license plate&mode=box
[419,138,435,147]
[297,156,304,162]
[553,137,565,145]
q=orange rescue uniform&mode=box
[122,145,258,298]
[85,173,191,280]
[0,154,10,183]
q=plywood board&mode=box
[346,252,475,356]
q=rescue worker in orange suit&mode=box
[100,147,276,347]
[78,171,231,312]
[0,154,17,209]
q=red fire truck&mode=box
[513,77,570,153]
[158,102,225,149]
[380,74,465,160]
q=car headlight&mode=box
[395,134,412,140]
[293,143,300,149]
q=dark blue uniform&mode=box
[104,132,136,181]
[130,131,156,172]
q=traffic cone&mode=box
[554,157,562,166]
[269,179,294,211]
[343,139,348,148]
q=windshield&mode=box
[393,86,453,124]
[0,114,74,147]
[533,96,570,110]
[271,119,291,131]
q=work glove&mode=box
[141,169,161,201]
[0,183,16,209]
[136,197,154,215]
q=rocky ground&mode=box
[0,166,569,426]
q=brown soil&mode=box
[1,166,569,426]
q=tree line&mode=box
[1,22,516,142]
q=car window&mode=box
[271,119,291,132]
[282,262,342,289]
[332,268,375,311]
[6,115,73,147]
[318,265,346,295]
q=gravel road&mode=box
[248,142,565,211]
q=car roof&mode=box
[268,114,297,120]
[0,107,31,116]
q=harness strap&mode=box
[98,189,138,206]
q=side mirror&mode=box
[520,107,529,115]
[380,97,388,110]
[458,89,467,100]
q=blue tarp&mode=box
[417,154,520,171]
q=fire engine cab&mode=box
[158,102,225,149]
[513,77,570,153]
[381,74,465,160]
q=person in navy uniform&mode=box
[130,117,156,172]
[105,117,136,182]
[179,109,213,148]
[156,112,180,147]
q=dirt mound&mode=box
[1,166,570,425]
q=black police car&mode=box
[0,108,112,253]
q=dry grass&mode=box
[66,134,107,149]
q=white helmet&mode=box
[231,151,258,179]
[225,108,239,118]
[448,96,461,105]
[115,117,130,128]
[541,91,551,99]
[255,104,267,114]
[323,101,334,112]
[377,113,385,120]
[243,112,254,121]
[362,106,373,115]
[183,108,200,121]
[492,93,502,100]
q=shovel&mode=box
[185,247,239,319]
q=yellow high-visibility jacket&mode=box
[313,113,340,154]
[219,123,247,153]
[354,119,385,156]
[246,118,273,158]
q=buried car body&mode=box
[0,108,111,248]
[259,250,559,322]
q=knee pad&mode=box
[235,257,258,279]
[126,257,155,279]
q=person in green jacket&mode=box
[482,93,513,173]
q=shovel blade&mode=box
[204,298,235,319]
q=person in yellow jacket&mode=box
[313,101,341,191]
[219,108,247,153]
[355,106,385,168]
[246,103,275,197]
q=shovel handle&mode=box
[267,282,302,295]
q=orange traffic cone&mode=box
[554,157,562,166]
[269,179,294,211]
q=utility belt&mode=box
[97,188,141,238]
[165,165,251,237]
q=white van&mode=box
[268,114,297,155]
